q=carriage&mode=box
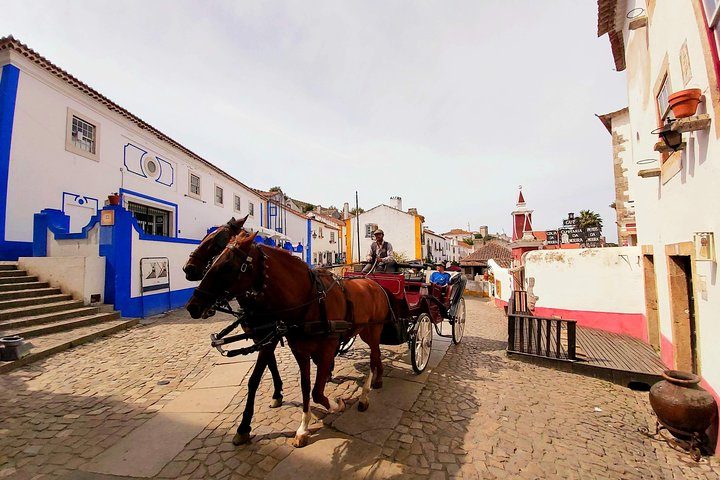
[342,265,467,373]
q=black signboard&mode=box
[546,230,559,245]
[545,227,601,246]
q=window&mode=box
[65,108,100,161]
[215,185,224,206]
[330,231,335,243]
[365,223,378,238]
[704,1,720,51]
[657,76,673,122]
[234,195,242,213]
[127,202,171,237]
[248,202,255,216]
[189,173,201,198]
[319,227,323,238]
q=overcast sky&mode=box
[2,0,627,239]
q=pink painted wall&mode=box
[532,306,648,342]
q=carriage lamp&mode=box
[653,122,683,151]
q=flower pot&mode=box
[668,88,702,118]
[108,194,120,206]
[649,370,717,439]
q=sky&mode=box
[1,0,627,240]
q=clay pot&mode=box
[649,370,717,438]
[668,88,702,118]
[107,194,120,206]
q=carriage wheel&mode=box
[410,313,433,373]
[338,335,355,355]
[452,297,466,345]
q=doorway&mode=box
[667,255,698,373]
[643,255,660,351]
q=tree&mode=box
[269,186,282,192]
[349,207,365,215]
[302,204,315,213]
[461,237,474,246]
[575,210,603,247]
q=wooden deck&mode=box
[508,326,667,387]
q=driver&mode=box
[363,228,396,273]
[430,262,451,286]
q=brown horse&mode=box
[186,231,391,447]
[183,216,285,445]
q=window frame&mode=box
[188,172,202,199]
[248,202,255,217]
[214,184,224,207]
[233,194,242,213]
[65,108,100,161]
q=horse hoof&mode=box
[232,432,251,446]
[292,433,310,448]
[358,400,369,412]
[270,397,283,408]
[371,380,383,389]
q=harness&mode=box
[201,242,354,357]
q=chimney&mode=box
[407,208,418,216]
[390,196,402,211]
[342,202,350,219]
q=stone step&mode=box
[0,270,28,278]
[0,263,18,271]
[0,311,121,339]
[0,293,73,311]
[0,287,61,302]
[0,318,139,374]
[0,299,84,321]
[0,306,100,330]
[0,281,50,293]
[0,275,39,285]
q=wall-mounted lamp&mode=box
[652,122,683,151]
[694,232,716,262]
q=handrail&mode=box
[507,313,577,361]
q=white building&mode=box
[423,229,449,264]
[597,0,720,437]
[345,197,423,263]
[0,37,314,316]
[307,212,345,266]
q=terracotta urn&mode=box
[107,194,120,205]
[649,370,717,438]
[668,88,702,118]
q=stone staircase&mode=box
[0,263,138,373]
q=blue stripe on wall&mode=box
[0,64,31,260]
[306,218,312,265]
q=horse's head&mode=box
[186,230,260,319]
[183,215,248,281]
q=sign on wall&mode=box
[140,257,170,293]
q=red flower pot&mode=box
[108,194,120,205]
[669,88,702,118]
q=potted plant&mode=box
[669,88,703,118]
[108,192,120,205]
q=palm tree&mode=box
[575,210,603,246]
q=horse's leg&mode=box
[266,341,283,408]
[232,347,270,446]
[360,326,384,389]
[357,363,373,412]
[292,351,312,448]
[311,341,345,413]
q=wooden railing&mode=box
[507,313,577,361]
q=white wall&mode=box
[488,258,513,302]
[309,216,340,265]
[350,205,419,261]
[524,247,645,314]
[18,256,105,304]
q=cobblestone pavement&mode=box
[1,298,719,479]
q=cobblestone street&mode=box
[1,297,719,479]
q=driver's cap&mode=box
[373,228,384,236]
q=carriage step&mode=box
[0,312,120,339]
[0,275,39,285]
[0,293,73,311]
[0,287,61,302]
[0,269,28,278]
[0,262,18,271]
[0,306,100,330]
[0,299,84,321]
[0,318,138,374]
[0,281,50,293]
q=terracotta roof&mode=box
[0,36,266,196]
[596,107,629,133]
[459,242,512,267]
[532,231,547,241]
[596,0,627,71]
[441,228,472,236]
[492,258,512,269]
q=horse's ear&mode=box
[237,214,249,227]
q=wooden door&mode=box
[643,255,660,351]
[667,255,698,373]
